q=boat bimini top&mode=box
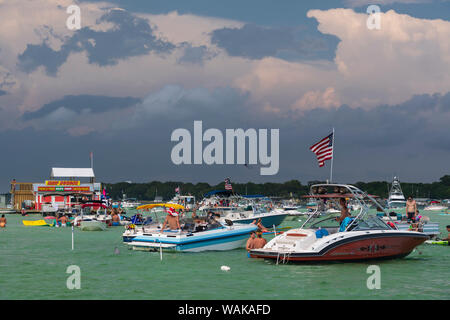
[136,203,185,211]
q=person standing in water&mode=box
[405,196,417,223]
[246,231,256,251]
[0,214,6,228]
[253,230,267,249]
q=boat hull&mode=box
[79,220,106,231]
[127,225,257,252]
[250,232,428,262]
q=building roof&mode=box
[50,168,95,178]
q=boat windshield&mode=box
[350,216,391,231]
[305,213,341,229]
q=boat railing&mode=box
[300,184,394,232]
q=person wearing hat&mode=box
[161,207,181,232]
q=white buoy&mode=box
[220,266,231,272]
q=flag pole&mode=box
[330,128,335,183]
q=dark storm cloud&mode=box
[210,23,339,61]
[0,90,448,190]
[177,43,217,65]
[17,9,176,76]
[17,42,71,75]
[22,95,141,120]
[136,85,250,121]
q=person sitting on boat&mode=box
[161,207,181,232]
[336,198,351,223]
[253,230,267,249]
[0,214,6,228]
[191,207,204,224]
[246,231,256,251]
[406,196,417,223]
[205,212,221,229]
[206,211,217,223]
[337,198,354,232]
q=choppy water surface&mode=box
[0,211,449,300]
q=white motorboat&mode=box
[423,202,448,211]
[169,195,196,210]
[281,200,311,216]
[121,198,142,209]
[387,176,406,210]
[73,203,109,231]
[250,184,428,263]
[199,191,288,227]
[217,206,288,227]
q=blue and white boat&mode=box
[123,221,257,252]
[198,190,288,227]
[218,206,288,227]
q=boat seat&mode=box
[182,223,196,232]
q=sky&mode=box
[0,0,449,192]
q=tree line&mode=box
[102,175,450,201]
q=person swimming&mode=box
[0,214,6,228]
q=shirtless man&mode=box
[253,231,267,249]
[161,208,181,231]
[111,212,121,226]
[405,196,417,222]
[246,232,256,251]
[444,225,450,241]
[0,214,6,228]
[59,215,69,226]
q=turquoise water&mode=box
[0,211,449,300]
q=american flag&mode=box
[224,178,232,190]
[309,133,333,167]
